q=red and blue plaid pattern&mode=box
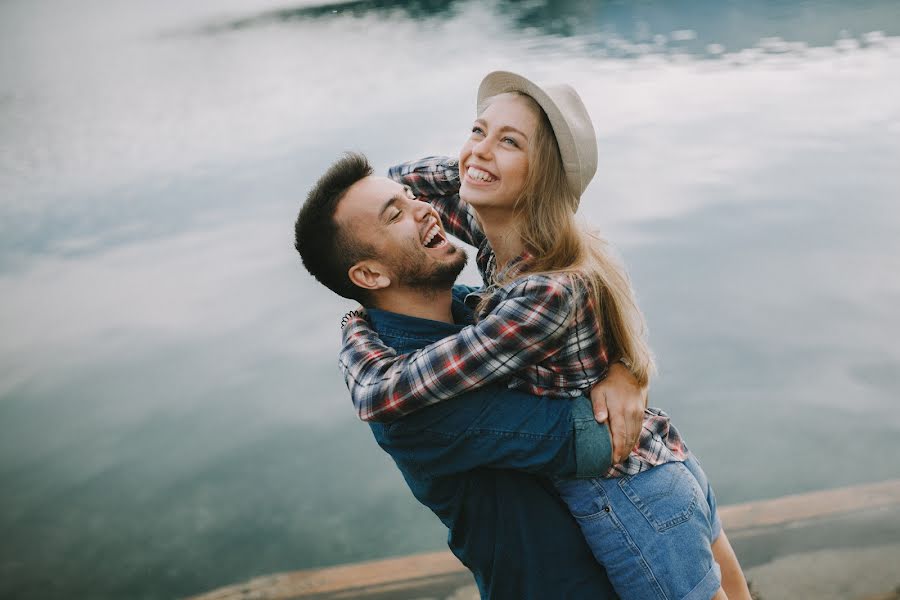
[387,156,502,285]
[339,156,687,476]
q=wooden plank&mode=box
[190,551,466,600]
[719,478,900,533]
[187,478,900,600]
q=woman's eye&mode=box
[471,126,485,137]
[502,137,519,147]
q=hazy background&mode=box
[1,0,899,598]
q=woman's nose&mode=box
[472,137,492,158]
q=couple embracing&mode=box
[295,71,752,600]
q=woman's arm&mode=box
[340,275,575,423]
[388,156,485,248]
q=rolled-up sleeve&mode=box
[570,396,614,478]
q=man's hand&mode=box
[589,363,647,465]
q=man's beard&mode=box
[390,241,468,294]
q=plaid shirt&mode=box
[339,156,686,476]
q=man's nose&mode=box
[413,200,433,221]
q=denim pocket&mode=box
[617,461,701,532]
[554,478,610,521]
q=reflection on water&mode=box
[1,0,899,598]
[203,0,462,29]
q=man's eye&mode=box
[391,210,402,222]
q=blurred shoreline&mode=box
[3,1,899,598]
[190,479,900,600]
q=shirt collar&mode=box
[366,291,475,338]
[466,249,535,313]
[485,248,534,286]
[495,249,534,282]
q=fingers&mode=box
[616,404,643,464]
[590,388,609,423]
[609,409,628,464]
[630,403,644,450]
[591,364,647,465]
[602,394,634,464]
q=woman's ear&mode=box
[348,261,391,291]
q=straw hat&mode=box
[477,70,598,204]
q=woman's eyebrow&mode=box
[499,125,528,139]
[475,118,528,140]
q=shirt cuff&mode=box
[340,314,371,345]
[571,396,613,478]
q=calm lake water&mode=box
[2,0,899,598]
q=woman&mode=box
[340,71,751,600]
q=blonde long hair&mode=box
[491,92,655,386]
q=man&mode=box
[295,153,646,599]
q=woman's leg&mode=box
[679,454,752,600]
[556,462,723,600]
[712,531,752,600]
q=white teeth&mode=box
[467,166,496,182]
[423,223,440,246]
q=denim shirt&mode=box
[364,286,617,599]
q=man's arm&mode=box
[381,384,613,479]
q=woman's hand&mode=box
[589,363,647,464]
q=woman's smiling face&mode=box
[459,93,537,214]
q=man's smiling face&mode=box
[335,175,467,291]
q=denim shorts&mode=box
[554,454,723,600]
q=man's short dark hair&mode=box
[295,152,375,304]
